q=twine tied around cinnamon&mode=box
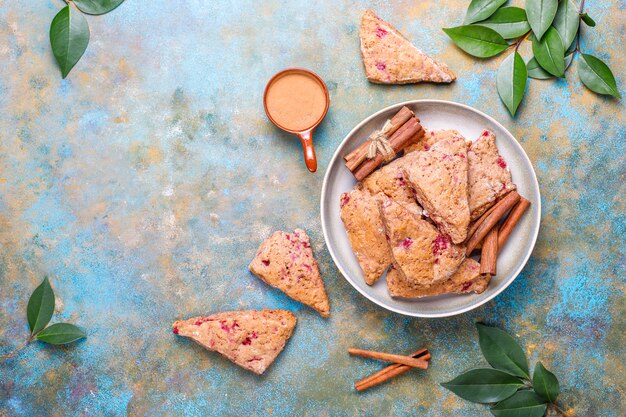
[366,119,395,162]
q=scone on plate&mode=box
[249,229,330,318]
[468,129,516,220]
[403,135,471,244]
[359,10,456,84]
[387,258,490,298]
[379,197,465,286]
[173,310,296,375]
[339,188,392,285]
[361,157,422,216]
[404,128,464,154]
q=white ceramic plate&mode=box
[321,100,541,318]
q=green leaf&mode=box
[497,52,528,116]
[553,0,580,49]
[527,50,573,80]
[491,390,548,417]
[73,0,125,15]
[580,13,596,27]
[476,323,530,378]
[578,53,621,98]
[27,277,55,335]
[527,57,553,79]
[475,7,531,39]
[465,0,508,24]
[525,0,559,40]
[532,27,565,77]
[533,362,560,403]
[36,323,86,345]
[49,5,90,78]
[441,368,525,403]
[564,51,574,70]
[443,26,508,58]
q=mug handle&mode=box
[298,130,317,173]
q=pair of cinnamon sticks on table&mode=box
[344,106,425,181]
[349,347,431,391]
[467,191,531,277]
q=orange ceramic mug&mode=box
[263,68,329,173]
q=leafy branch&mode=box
[444,0,620,117]
[50,0,125,78]
[441,323,567,417]
[0,278,86,362]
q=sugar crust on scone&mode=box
[402,135,471,244]
[340,188,393,285]
[468,129,517,221]
[387,258,490,298]
[360,10,456,84]
[249,229,330,317]
[173,310,296,375]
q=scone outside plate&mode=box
[320,100,541,318]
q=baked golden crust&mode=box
[387,258,490,298]
[361,157,422,216]
[249,229,329,317]
[339,188,392,285]
[403,135,471,244]
[379,197,465,287]
[360,10,456,84]
[404,128,464,155]
[468,130,517,220]
[173,310,296,375]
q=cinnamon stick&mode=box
[344,106,414,170]
[480,226,498,275]
[354,348,430,392]
[353,118,424,181]
[467,199,501,240]
[498,197,531,254]
[465,191,520,256]
[348,347,429,369]
[351,118,418,176]
[356,352,431,387]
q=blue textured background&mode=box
[0,1,624,416]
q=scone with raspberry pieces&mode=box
[404,128,464,155]
[249,229,329,318]
[360,10,456,84]
[379,197,465,286]
[173,310,296,375]
[339,188,392,285]
[361,157,422,216]
[402,135,471,244]
[468,129,516,220]
[387,258,490,298]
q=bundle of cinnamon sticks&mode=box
[344,106,425,181]
[466,191,531,277]
[349,346,431,391]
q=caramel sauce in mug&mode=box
[265,72,327,131]
[263,69,329,173]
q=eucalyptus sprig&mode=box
[442,323,566,417]
[444,0,620,117]
[0,277,86,362]
[50,0,125,78]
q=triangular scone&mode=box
[360,10,456,84]
[405,129,464,155]
[249,229,329,317]
[361,157,422,216]
[387,258,490,298]
[173,310,296,375]
[340,188,392,285]
[468,130,517,220]
[379,198,465,286]
[403,136,471,244]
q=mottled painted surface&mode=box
[0,0,624,416]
